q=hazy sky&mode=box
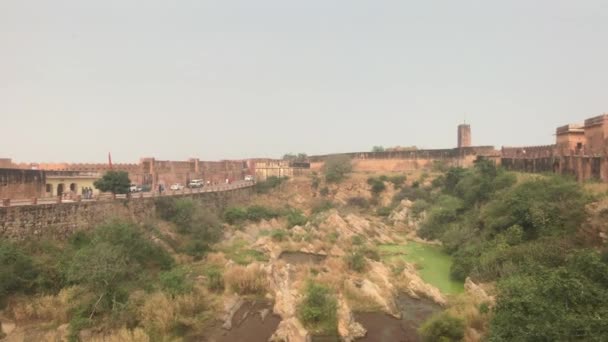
[2,1,607,163]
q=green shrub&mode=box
[323,155,352,183]
[155,197,178,221]
[320,187,330,197]
[376,206,392,217]
[419,311,465,342]
[388,174,407,188]
[297,282,338,335]
[351,235,364,246]
[393,186,431,203]
[327,231,339,243]
[367,177,386,195]
[90,221,174,270]
[270,229,288,242]
[246,205,280,222]
[360,246,381,261]
[347,197,369,208]
[346,250,367,272]
[286,209,308,228]
[482,176,587,239]
[205,267,224,292]
[223,207,247,224]
[159,198,223,246]
[0,241,37,305]
[159,267,193,296]
[418,195,464,240]
[490,250,608,341]
[411,199,430,218]
[311,200,334,214]
[254,176,287,194]
[183,239,211,260]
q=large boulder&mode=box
[398,263,446,306]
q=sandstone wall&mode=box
[309,146,499,172]
[0,169,46,200]
[0,187,253,240]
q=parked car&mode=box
[170,183,184,191]
[244,175,254,181]
[188,179,204,188]
[129,184,142,193]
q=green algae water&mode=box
[379,242,464,295]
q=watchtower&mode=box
[458,124,471,148]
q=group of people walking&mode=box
[82,187,94,199]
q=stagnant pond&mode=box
[279,251,327,265]
[204,300,281,342]
[355,295,441,342]
[378,241,464,295]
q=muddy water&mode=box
[204,300,281,342]
[355,295,441,342]
[279,251,326,265]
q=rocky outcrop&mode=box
[389,200,413,223]
[398,263,447,306]
[270,317,309,342]
[267,262,311,341]
[337,296,366,341]
[222,296,245,330]
[358,261,400,316]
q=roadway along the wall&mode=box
[0,186,253,240]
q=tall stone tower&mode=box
[457,124,471,148]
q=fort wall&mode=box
[309,146,499,172]
[0,186,252,240]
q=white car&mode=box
[244,175,254,181]
[170,183,184,191]
[188,179,204,188]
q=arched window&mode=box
[57,183,65,196]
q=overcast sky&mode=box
[1,1,607,163]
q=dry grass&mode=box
[138,285,212,337]
[315,257,347,290]
[9,286,79,323]
[446,294,490,340]
[205,252,229,266]
[89,327,150,342]
[342,281,383,312]
[224,264,268,295]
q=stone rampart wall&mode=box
[0,186,252,240]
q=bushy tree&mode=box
[419,311,465,342]
[0,241,37,305]
[93,170,131,194]
[367,177,386,195]
[372,146,385,152]
[323,155,352,183]
[297,282,338,334]
[482,177,587,239]
[490,250,608,341]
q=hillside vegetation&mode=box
[1,161,607,341]
[416,160,608,341]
